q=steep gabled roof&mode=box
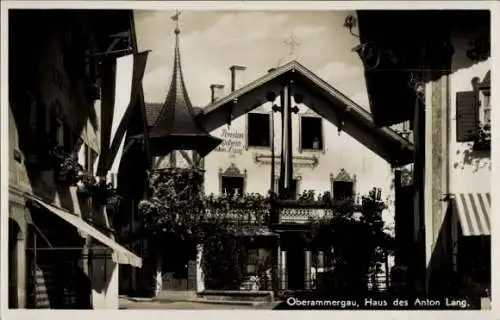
[130,18,222,157]
[196,60,414,166]
[146,102,202,127]
[149,26,209,137]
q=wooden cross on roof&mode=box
[171,10,181,32]
[283,32,301,56]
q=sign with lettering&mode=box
[215,128,245,155]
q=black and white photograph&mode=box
[2,1,495,314]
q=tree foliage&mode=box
[310,188,394,295]
[139,168,394,293]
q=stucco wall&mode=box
[202,101,396,223]
[449,36,490,194]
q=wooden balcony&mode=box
[204,207,270,225]
[201,198,356,226]
[278,206,334,224]
[273,199,354,225]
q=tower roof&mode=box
[134,11,222,157]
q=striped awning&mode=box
[454,193,491,236]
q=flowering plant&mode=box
[474,123,491,151]
[106,193,123,214]
[52,145,79,185]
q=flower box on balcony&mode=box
[473,123,491,151]
[90,180,115,205]
[76,172,96,195]
[52,145,79,185]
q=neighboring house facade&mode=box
[354,10,490,307]
[8,10,144,309]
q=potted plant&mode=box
[90,179,114,205]
[52,145,79,185]
[106,192,123,215]
[474,123,491,151]
[76,167,97,195]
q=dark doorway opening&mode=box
[162,236,197,291]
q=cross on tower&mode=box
[283,32,301,56]
[171,10,181,32]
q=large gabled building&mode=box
[119,12,414,296]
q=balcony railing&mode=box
[278,206,334,224]
[203,206,270,225]
[275,199,355,224]
[200,198,356,226]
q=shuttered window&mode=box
[456,91,479,142]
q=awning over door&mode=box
[25,194,142,268]
[453,193,491,236]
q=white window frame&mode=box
[246,112,272,150]
[479,90,491,125]
[298,114,325,153]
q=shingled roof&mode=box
[130,18,221,157]
[195,60,414,167]
[145,102,202,127]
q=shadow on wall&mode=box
[89,248,117,295]
[427,204,456,297]
[8,10,100,207]
[453,147,490,173]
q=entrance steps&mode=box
[197,290,275,303]
[151,290,275,306]
[154,290,197,302]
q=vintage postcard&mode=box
[1,1,497,318]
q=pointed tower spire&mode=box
[144,10,222,157]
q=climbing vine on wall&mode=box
[307,188,394,295]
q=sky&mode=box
[134,10,370,109]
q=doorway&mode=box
[162,236,197,291]
[287,247,305,290]
[9,219,21,308]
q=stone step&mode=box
[197,290,274,303]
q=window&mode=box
[219,164,247,197]
[479,91,491,126]
[300,116,323,151]
[84,145,98,174]
[456,72,491,148]
[246,249,260,274]
[221,176,244,197]
[331,169,356,201]
[333,181,354,200]
[247,113,270,148]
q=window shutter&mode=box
[456,91,479,142]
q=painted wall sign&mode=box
[215,128,245,155]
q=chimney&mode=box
[210,84,225,103]
[230,65,247,92]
